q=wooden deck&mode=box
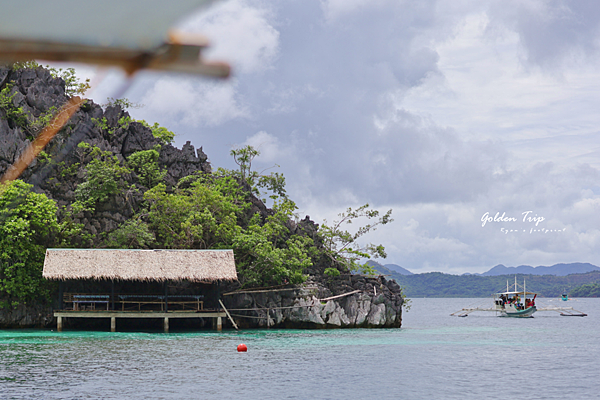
[54,310,227,333]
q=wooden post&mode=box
[57,316,63,332]
[164,317,169,333]
[216,281,221,309]
[164,281,168,312]
[58,281,64,310]
[111,280,115,311]
[216,316,222,331]
[111,316,116,332]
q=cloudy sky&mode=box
[78,0,600,274]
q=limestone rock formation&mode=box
[224,275,403,328]
[0,66,212,243]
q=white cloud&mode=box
[239,130,288,164]
[81,0,600,274]
[178,0,280,75]
[135,77,248,127]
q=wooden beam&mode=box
[57,316,62,332]
[218,299,239,330]
[111,317,116,332]
[164,317,169,333]
[54,311,226,318]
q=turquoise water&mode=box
[1,298,599,399]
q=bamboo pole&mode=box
[218,299,239,330]
[319,290,362,302]
[223,286,318,296]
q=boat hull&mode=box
[500,306,536,318]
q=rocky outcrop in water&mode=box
[0,302,54,329]
[224,275,403,328]
[0,65,406,329]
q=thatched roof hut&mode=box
[42,249,237,282]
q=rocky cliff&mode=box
[225,275,403,328]
[0,65,404,329]
[0,66,212,242]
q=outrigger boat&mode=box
[451,277,587,318]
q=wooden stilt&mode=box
[57,316,63,332]
[216,316,222,331]
[111,316,116,332]
[164,317,169,333]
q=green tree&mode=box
[105,218,155,249]
[320,204,393,275]
[127,147,166,188]
[137,120,175,145]
[223,145,289,204]
[232,200,312,287]
[0,180,58,307]
[144,178,243,249]
[74,143,130,211]
[48,66,91,96]
[230,145,260,181]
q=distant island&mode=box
[476,263,600,276]
[367,261,600,298]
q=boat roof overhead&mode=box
[496,291,537,296]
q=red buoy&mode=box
[237,343,248,352]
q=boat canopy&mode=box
[496,291,536,296]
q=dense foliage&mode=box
[0,181,58,307]
[570,282,600,297]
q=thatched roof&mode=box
[42,249,237,282]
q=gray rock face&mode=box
[0,66,212,244]
[223,275,404,329]
[0,303,54,328]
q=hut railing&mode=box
[62,293,204,312]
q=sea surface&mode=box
[1,297,599,400]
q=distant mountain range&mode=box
[365,261,600,297]
[478,263,600,276]
[366,260,413,277]
[367,260,600,277]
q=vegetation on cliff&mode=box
[0,64,394,308]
